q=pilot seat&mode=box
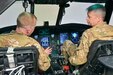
[78,40,113,75]
[0,46,38,75]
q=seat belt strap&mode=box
[6,47,15,68]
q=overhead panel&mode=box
[28,0,107,4]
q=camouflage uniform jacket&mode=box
[0,31,50,71]
[62,22,113,66]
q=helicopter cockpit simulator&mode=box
[0,0,113,75]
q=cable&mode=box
[8,65,25,75]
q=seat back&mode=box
[0,46,38,75]
[79,40,113,75]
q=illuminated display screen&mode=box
[40,36,49,48]
[70,32,79,44]
[59,32,79,44]
[60,33,68,44]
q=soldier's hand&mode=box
[44,47,52,55]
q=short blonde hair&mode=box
[17,12,37,27]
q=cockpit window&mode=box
[34,4,59,26]
[34,2,106,26]
[61,2,105,25]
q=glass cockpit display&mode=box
[59,32,79,44]
[40,36,49,48]
[33,32,80,50]
[60,33,68,44]
[70,32,79,44]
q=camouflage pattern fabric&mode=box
[61,40,78,65]
[0,31,50,71]
[62,22,113,66]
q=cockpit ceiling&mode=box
[71,0,107,3]
[16,0,108,4]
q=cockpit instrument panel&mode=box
[33,32,80,52]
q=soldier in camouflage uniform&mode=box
[0,12,52,71]
[61,4,113,66]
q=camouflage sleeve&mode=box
[29,38,50,71]
[0,36,5,47]
[0,40,2,47]
[69,31,89,66]
[61,40,77,59]
[36,43,50,71]
[61,40,72,59]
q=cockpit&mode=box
[0,0,113,75]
